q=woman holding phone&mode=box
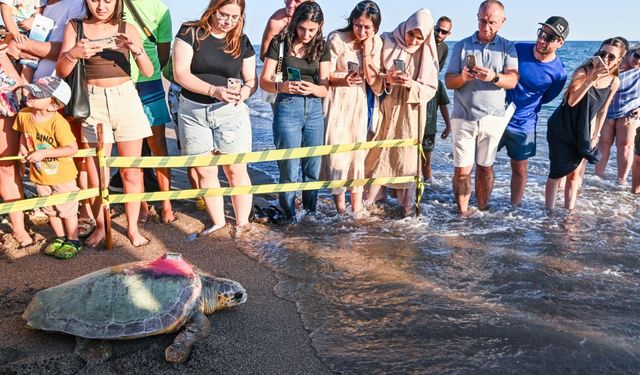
[595,45,640,186]
[545,37,625,210]
[173,0,256,234]
[0,44,31,247]
[323,1,383,215]
[364,9,438,217]
[259,2,330,223]
[57,0,154,248]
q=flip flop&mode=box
[78,218,96,238]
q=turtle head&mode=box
[199,275,247,314]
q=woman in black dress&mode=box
[545,38,626,210]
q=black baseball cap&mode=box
[539,16,569,40]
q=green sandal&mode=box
[54,241,82,259]
[44,238,65,256]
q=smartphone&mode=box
[393,59,406,72]
[0,31,13,45]
[593,55,609,74]
[227,78,242,93]
[347,61,360,75]
[90,37,116,50]
[287,66,301,81]
[465,55,477,71]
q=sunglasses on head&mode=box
[596,50,617,62]
[355,2,379,15]
[536,28,560,43]
[434,27,450,35]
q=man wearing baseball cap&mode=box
[13,76,83,259]
[498,16,570,206]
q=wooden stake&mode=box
[96,123,113,250]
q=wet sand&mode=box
[0,128,332,374]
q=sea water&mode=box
[238,41,640,373]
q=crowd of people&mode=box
[0,0,638,257]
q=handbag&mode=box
[261,41,284,104]
[123,0,156,44]
[63,20,90,120]
[162,27,195,84]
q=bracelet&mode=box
[64,52,77,63]
[131,46,144,59]
[207,85,215,97]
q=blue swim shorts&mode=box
[498,128,536,161]
[135,80,171,127]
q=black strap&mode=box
[123,0,156,44]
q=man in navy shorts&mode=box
[499,16,569,206]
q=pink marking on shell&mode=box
[144,256,195,277]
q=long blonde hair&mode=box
[182,0,246,58]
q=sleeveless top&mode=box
[546,80,612,179]
[72,21,131,80]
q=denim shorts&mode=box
[177,96,252,156]
[498,128,536,161]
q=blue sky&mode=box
[163,0,638,43]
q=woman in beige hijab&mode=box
[364,8,439,216]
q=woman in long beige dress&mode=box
[323,1,383,214]
[364,8,439,216]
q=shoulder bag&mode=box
[262,41,284,104]
[63,20,90,120]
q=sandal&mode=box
[54,241,82,259]
[266,205,286,226]
[78,218,96,238]
[252,205,269,224]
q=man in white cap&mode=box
[13,76,84,259]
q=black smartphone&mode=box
[287,66,301,81]
[393,59,406,72]
[465,55,476,71]
[347,61,360,75]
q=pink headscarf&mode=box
[381,9,439,101]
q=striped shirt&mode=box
[607,68,640,119]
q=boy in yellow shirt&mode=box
[13,76,80,259]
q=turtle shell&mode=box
[23,256,202,339]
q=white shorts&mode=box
[451,114,510,168]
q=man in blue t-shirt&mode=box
[499,16,569,206]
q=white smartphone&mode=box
[90,37,116,50]
[227,78,242,93]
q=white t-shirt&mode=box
[33,0,85,80]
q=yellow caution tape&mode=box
[0,188,99,215]
[0,148,97,162]
[107,139,417,168]
[108,177,417,204]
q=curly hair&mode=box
[182,0,246,58]
[282,2,326,63]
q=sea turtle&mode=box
[22,253,247,364]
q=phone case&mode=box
[348,62,359,74]
[393,59,405,71]
[465,55,476,69]
[227,78,242,92]
[287,67,301,81]
[91,37,116,49]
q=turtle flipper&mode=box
[75,337,112,364]
[165,311,211,363]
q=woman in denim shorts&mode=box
[260,2,330,223]
[173,0,256,234]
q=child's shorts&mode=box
[35,181,80,219]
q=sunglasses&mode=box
[355,2,379,15]
[536,28,560,43]
[434,27,450,35]
[632,51,640,60]
[596,50,618,62]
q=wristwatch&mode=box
[491,70,500,84]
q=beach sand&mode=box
[0,128,332,374]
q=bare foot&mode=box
[85,229,105,248]
[12,231,33,248]
[138,203,149,224]
[127,232,150,247]
[161,206,176,224]
[201,224,225,236]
